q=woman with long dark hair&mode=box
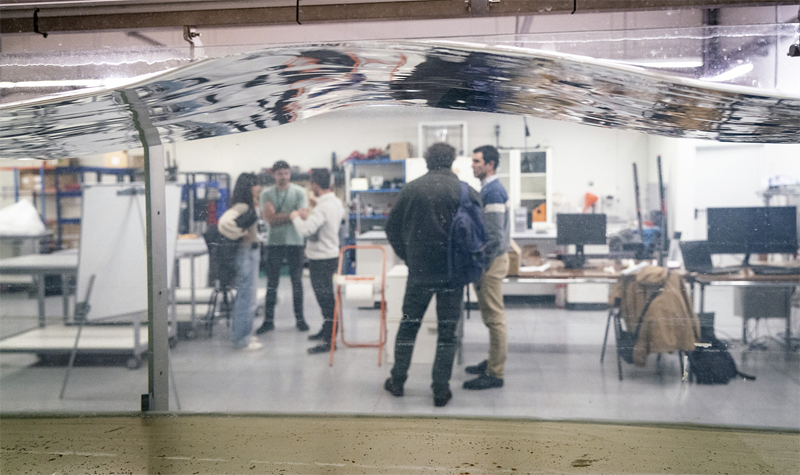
[218,172,263,350]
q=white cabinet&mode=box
[497,149,553,233]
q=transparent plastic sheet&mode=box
[1,31,799,160]
[453,23,800,92]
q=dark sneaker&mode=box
[307,343,332,354]
[433,389,452,407]
[384,378,404,397]
[308,330,326,341]
[255,321,275,335]
[465,360,488,375]
[463,373,504,390]
[296,319,310,332]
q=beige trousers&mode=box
[476,253,509,379]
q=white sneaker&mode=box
[238,340,263,351]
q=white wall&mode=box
[651,139,800,242]
[175,106,649,221]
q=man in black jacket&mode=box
[383,142,482,407]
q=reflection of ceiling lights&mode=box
[702,63,754,82]
[0,79,131,88]
[616,59,703,69]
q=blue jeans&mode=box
[231,244,260,348]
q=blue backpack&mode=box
[448,182,488,287]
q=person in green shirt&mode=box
[256,161,310,334]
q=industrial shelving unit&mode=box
[345,159,406,237]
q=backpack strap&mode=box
[631,270,669,340]
[459,181,469,206]
[736,371,756,381]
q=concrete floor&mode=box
[2,415,799,474]
[1,277,798,431]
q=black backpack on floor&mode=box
[688,326,755,385]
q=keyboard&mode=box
[687,266,741,275]
[749,265,800,276]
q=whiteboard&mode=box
[76,183,182,321]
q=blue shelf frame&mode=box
[54,166,139,248]
[349,158,403,165]
[351,188,402,194]
[348,159,406,239]
[349,214,388,220]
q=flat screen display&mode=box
[556,214,607,245]
[707,206,798,254]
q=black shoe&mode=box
[463,373,504,390]
[384,378,403,397]
[296,319,309,332]
[307,343,332,354]
[433,389,452,407]
[308,330,326,341]
[465,360,488,375]
[255,322,275,335]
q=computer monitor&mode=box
[556,213,607,268]
[707,206,798,260]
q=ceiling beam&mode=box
[1,0,794,34]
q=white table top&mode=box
[0,325,146,352]
[357,230,388,241]
[0,231,52,240]
[176,237,208,257]
[512,229,557,239]
[0,252,78,274]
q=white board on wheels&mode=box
[76,183,182,321]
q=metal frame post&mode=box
[120,88,170,412]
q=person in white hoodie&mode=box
[290,168,345,355]
[218,173,263,351]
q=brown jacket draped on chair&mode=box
[610,266,700,367]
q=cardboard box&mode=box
[521,244,543,267]
[59,223,82,248]
[507,239,521,276]
[56,158,79,167]
[389,142,412,161]
[104,151,129,168]
[18,172,38,191]
[129,154,145,169]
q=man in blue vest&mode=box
[464,145,510,390]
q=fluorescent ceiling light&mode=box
[0,79,132,88]
[702,63,754,82]
[614,58,703,69]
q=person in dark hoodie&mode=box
[383,142,482,407]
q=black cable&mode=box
[571,0,576,14]
[33,8,48,38]
[296,0,302,25]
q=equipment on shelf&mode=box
[179,172,231,236]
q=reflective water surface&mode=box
[2,40,799,160]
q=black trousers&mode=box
[264,245,305,323]
[309,257,339,340]
[390,282,463,392]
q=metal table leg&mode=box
[699,283,706,314]
[62,272,70,323]
[190,255,196,326]
[37,274,46,327]
[785,287,793,354]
